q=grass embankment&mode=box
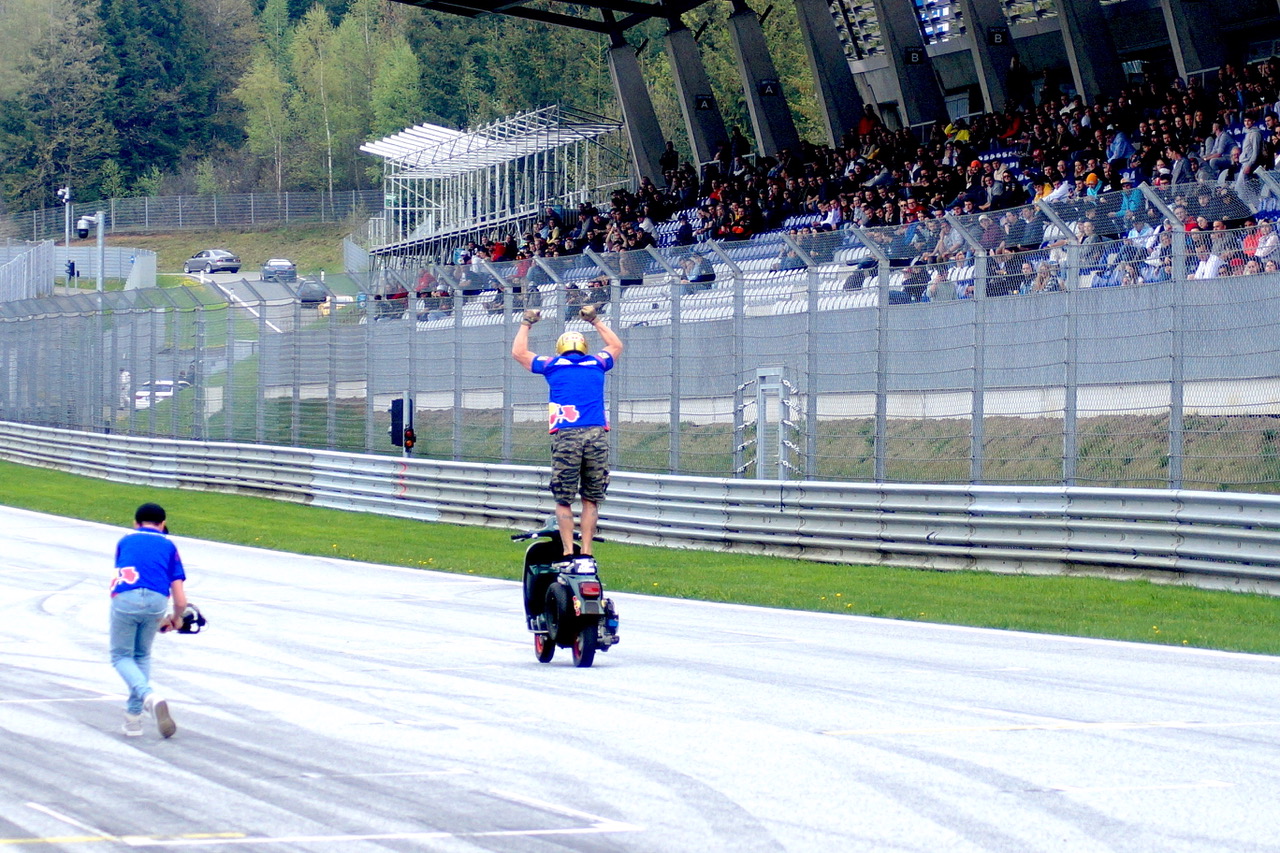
[78,224,351,278]
[4,458,1278,656]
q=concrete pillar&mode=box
[956,0,1018,113]
[791,0,864,147]
[1056,0,1126,104]
[1159,0,1225,80]
[608,42,667,183]
[867,0,947,128]
[665,25,729,169]
[725,4,801,157]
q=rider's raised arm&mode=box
[589,317,623,359]
[512,316,537,370]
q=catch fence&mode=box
[0,229,1278,491]
[2,190,383,242]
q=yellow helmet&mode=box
[556,331,588,355]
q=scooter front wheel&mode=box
[534,632,556,663]
[572,624,598,668]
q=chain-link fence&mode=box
[3,177,1280,491]
[2,219,1280,489]
[2,190,384,243]
[0,242,55,302]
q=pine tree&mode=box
[0,0,117,209]
[96,0,216,181]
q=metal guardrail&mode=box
[3,421,1279,591]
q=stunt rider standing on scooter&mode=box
[511,302,623,571]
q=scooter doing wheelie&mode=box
[513,525,620,667]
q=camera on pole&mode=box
[76,216,93,240]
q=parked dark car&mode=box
[261,258,297,283]
[183,249,241,274]
[296,277,332,306]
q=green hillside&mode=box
[0,0,821,213]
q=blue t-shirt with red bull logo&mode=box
[531,350,615,433]
[111,528,185,597]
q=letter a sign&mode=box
[757,79,780,97]
[695,94,714,110]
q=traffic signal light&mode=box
[403,427,416,450]
[65,261,76,279]
[389,398,404,446]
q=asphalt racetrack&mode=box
[3,505,1280,852]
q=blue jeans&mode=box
[110,588,169,714]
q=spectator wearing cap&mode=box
[1106,126,1135,165]
[977,214,1004,251]
[1082,173,1103,198]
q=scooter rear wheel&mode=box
[534,632,556,663]
[572,624,598,668]
[545,583,573,645]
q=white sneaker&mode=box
[143,693,177,739]
[122,713,143,737]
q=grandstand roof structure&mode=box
[360,105,622,180]
[385,0,706,34]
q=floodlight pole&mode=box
[57,185,72,281]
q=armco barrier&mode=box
[3,421,1280,592]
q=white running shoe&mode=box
[122,712,143,737]
[143,693,177,739]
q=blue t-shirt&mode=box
[532,350,614,433]
[112,528,185,597]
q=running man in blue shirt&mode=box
[512,302,623,569]
[110,502,187,738]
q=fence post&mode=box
[256,291,267,444]
[327,298,338,450]
[291,293,302,446]
[1139,182,1188,488]
[225,299,235,442]
[945,215,989,483]
[707,240,745,477]
[1063,242,1079,486]
[193,308,206,440]
[452,271,463,461]
[849,227,891,482]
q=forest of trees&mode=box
[0,0,825,214]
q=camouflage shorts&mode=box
[550,426,610,505]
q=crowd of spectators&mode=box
[405,60,1280,313]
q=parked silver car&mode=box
[184,249,241,274]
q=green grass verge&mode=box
[2,458,1278,655]
[96,224,350,276]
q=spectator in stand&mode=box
[1247,219,1278,261]
[1191,245,1225,279]
[1238,113,1263,185]
[1142,256,1174,283]
[1030,261,1062,293]
[1167,146,1193,184]
[1200,121,1234,179]
[1239,258,1263,276]
[977,214,1004,252]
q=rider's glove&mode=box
[521,309,541,326]
[579,304,598,323]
